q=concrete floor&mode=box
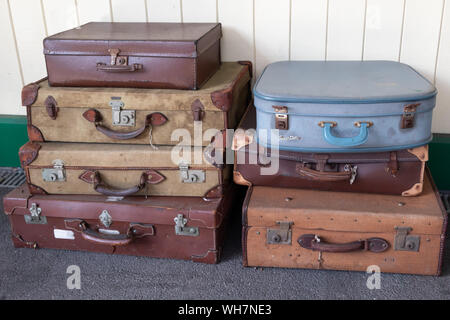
[0,186,449,300]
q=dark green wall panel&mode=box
[0,115,27,167]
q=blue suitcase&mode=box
[253,61,436,153]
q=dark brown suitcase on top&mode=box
[3,183,236,264]
[44,22,221,90]
[231,105,428,196]
[242,168,448,275]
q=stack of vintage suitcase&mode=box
[3,22,252,263]
[232,61,448,275]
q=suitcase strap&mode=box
[82,108,167,140]
[298,234,389,253]
[296,163,357,184]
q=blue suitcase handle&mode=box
[319,121,372,147]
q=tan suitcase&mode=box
[19,141,228,198]
[22,62,251,146]
[242,168,447,275]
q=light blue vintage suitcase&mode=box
[254,61,436,153]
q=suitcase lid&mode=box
[244,169,446,235]
[4,183,229,229]
[44,22,221,58]
[253,61,437,104]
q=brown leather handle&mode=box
[82,109,167,140]
[80,221,133,246]
[92,171,147,196]
[96,63,143,72]
[298,234,389,253]
[295,163,352,182]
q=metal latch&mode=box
[267,221,293,244]
[42,159,66,182]
[99,210,112,228]
[394,227,420,252]
[179,163,206,183]
[401,103,420,129]
[24,203,47,224]
[273,106,289,130]
[109,97,135,127]
[174,214,199,236]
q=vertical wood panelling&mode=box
[0,0,24,115]
[254,0,290,76]
[8,0,47,84]
[218,0,253,62]
[433,0,450,133]
[182,0,217,22]
[42,0,78,35]
[77,0,112,24]
[147,0,181,22]
[364,0,404,60]
[400,0,443,82]
[327,0,366,60]
[290,0,328,60]
[111,0,147,22]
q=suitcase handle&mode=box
[318,121,372,147]
[298,234,389,253]
[79,170,166,197]
[295,163,354,182]
[96,63,143,72]
[83,109,168,140]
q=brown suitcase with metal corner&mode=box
[19,140,228,198]
[22,62,251,146]
[3,183,236,264]
[232,105,428,196]
[242,168,447,275]
[44,22,221,90]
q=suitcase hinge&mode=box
[179,163,206,183]
[42,159,66,182]
[109,97,135,127]
[24,203,47,224]
[267,221,293,245]
[174,214,199,237]
[273,106,289,130]
[401,103,420,129]
[394,226,420,252]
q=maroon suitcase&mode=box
[3,184,236,264]
[231,105,428,196]
[44,22,221,90]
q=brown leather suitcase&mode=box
[19,141,228,198]
[44,22,221,90]
[3,183,236,264]
[242,168,448,275]
[22,62,251,146]
[232,105,428,196]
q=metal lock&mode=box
[109,97,135,127]
[24,203,47,224]
[179,163,206,183]
[267,221,293,245]
[42,159,65,182]
[273,106,289,130]
[174,214,199,236]
[99,210,112,228]
[401,103,420,129]
[394,227,420,252]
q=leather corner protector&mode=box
[210,87,233,112]
[79,170,96,184]
[190,249,220,264]
[407,145,429,162]
[27,125,45,142]
[28,184,48,195]
[238,61,253,78]
[232,129,254,151]
[233,171,252,187]
[402,183,423,197]
[145,170,165,184]
[21,83,40,107]
[203,185,224,201]
[18,142,41,167]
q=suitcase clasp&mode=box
[267,221,293,245]
[394,226,420,252]
[179,163,206,183]
[109,97,136,127]
[174,214,199,237]
[273,106,289,130]
[42,159,66,182]
[24,203,47,224]
[401,103,420,129]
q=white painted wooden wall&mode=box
[1,0,449,133]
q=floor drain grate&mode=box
[0,168,26,188]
